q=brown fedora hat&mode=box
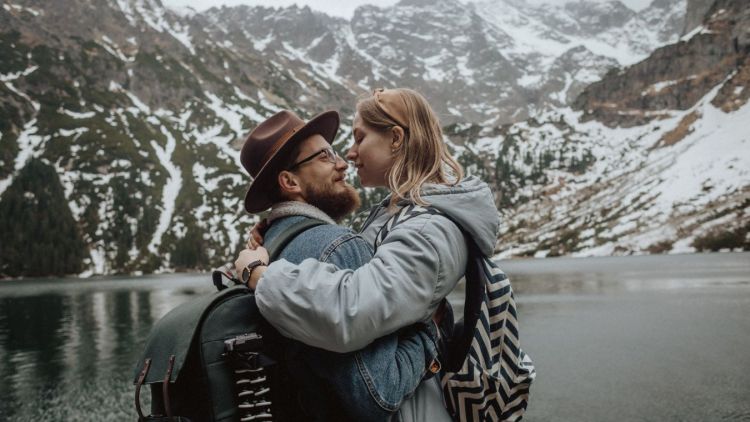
[240,109,339,213]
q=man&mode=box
[234,110,437,421]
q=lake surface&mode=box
[0,253,748,421]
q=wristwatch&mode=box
[241,260,266,287]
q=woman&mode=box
[243,88,501,421]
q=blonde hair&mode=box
[357,88,463,207]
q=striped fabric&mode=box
[375,205,535,421]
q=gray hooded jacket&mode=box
[255,176,500,420]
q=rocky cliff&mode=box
[682,0,716,33]
[459,0,749,257]
[573,0,749,128]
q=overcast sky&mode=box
[164,0,655,19]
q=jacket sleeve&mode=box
[254,215,446,353]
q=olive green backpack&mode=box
[132,219,324,421]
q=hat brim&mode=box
[243,110,340,213]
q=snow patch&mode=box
[60,108,96,119]
[204,91,257,137]
[0,119,48,196]
[81,248,108,277]
[456,55,475,82]
[57,127,89,139]
[252,33,275,51]
[0,65,38,81]
[98,36,136,62]
[422,50,450,82]
[1,66,41,112]
[4,3,42,16]
[652,89,750,211]
[147,127,183,255]
[110,82,152,115]
[518,73,543,87]
[642,75,698,96]
[681,24,716,42]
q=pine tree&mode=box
[0,159,87,277]
[170,226,209,270]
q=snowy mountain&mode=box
[197,0,687,125]
[472,0,686,119]
[452,0,750,257]
[2,0,743,278]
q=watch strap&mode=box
[241,259,265,285]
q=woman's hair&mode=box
[356,88,463,206]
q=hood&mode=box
[398,176,500,256]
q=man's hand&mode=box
[235,247,270,288]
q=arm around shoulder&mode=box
[255,216,447,353]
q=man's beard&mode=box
[303,180,361,223]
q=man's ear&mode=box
[391,126,405,151]
[277,170,302,196]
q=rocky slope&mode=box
[451,0,750,257]
[195,0,688,125]
[0,0,262,276]
[2,0,743,277]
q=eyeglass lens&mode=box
[289,147,338,169]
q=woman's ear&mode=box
[391,126,405,151]
[277,170,302,196]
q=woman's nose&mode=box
[346,145,357,161]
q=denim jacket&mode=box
[263,202,436,421]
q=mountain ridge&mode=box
[1,0,747,278]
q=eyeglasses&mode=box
[287,147,339,170]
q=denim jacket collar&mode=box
[268,201,336,225]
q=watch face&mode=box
[241,267,250,283]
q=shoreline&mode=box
[2,250,748,281]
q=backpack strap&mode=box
[134,358,152,421]
[265,218,327,262]
[372,205,445,251]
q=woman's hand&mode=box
[247,219,269,249]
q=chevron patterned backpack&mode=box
[373,205,536,421]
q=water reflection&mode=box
[0,253,747,421]
[0,274,210,420]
